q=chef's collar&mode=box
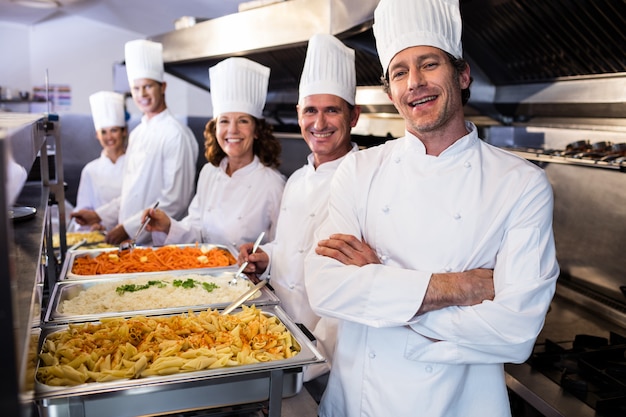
[305,142,359,172]
[405,122,477,157]
[141,107,170,124]
[219,155,261,176]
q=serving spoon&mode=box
[228,231,265,286]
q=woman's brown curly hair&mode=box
[203,117,281,168]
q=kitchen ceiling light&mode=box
[11,0,60,9]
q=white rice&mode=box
[59,273,259,315]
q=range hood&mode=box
[150,0,626,128]
[151,0,385,123]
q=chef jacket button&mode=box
[464,161,471,168]
[309,213,315,217]
[231,242,237,247]
[237,216,242,220]
[289,284,295,289]
[369,351,376,359]
[382,205,390,213]
[425,365,433,373]
[444,266,452,272]
[379,254,388,263]
[453,212,461,220]
[298,249,304,254]
[394,157,401,163]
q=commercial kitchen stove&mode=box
[485,125,626,417]
[505,277,626,417]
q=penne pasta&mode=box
[36,306,300,387]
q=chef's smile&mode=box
[311,131,334,139]
[409,95,437,107]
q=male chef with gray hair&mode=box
[72,40,198,245]
[238,33,361,398]
[304,0,559,416]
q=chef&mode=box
[304,0,560,416]
[71,39,198,244]
[238,33,360,392]
[145,57,285,248]
[71,91,127,230]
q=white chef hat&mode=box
[89,91,126,131]
[209,57,270,119]
[299,33,356,106]
[374,0,463,75]
[124,39,164,86]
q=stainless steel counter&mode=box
[1,113,58,417]
[12,182,48,333]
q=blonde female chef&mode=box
[146,57,285,248]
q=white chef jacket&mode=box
[152,156,285,249]
[96,109,198,242]
[262,143,358,381]
[305,123,560,417]
[75,152,125,211]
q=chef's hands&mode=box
[70,209,101,227]
[316,233,494,314]
[418,269,494,314]
[105,224,129,244]
[90,223,106,232]
[144,207,171,234]
[237,243,269,276]
[315,233,381,266]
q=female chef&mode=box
[146,57,285,248]
[71,91,127,230]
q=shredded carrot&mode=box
[71,246,237,276]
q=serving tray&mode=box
[59,243,238,280]
[34,306,324,417]
[44,270,279,325]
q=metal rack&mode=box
[0,113,63,417]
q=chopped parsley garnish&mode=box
[115,279,219,294]
[173,278,197,289]
[173,278,219,292]
[116,280,166,295]
[202,282,219,292]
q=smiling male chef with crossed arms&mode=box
[72,40,198,245]
[304,0,560,416]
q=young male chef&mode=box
[304,0,560,416]
[72,40,198,244]
[237,33,361,395]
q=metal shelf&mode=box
[509,149,626,172]
[0,113,64,417]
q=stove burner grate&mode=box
[529,332,626,416]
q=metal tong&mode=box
[119,201,159,252]
[221,280,268,315]
[228,231,265,286]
